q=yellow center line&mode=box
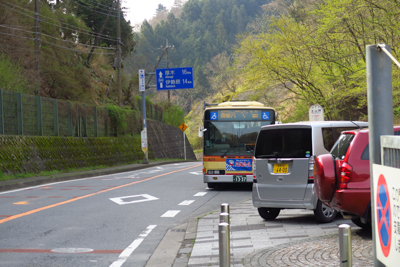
[0,164,202,225]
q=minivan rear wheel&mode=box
[314,200,337,223]
[258,208,280,220]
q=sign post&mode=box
[309,104,324,121]
[179,123,187,160]
[139,69,148,164]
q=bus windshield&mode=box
[203,120,273,156]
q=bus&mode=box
[200,101,276,188]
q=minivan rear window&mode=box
[255,128,312,158]
[330,134,355,160]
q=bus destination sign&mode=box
[209,110,270,121]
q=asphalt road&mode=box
[0,162,252,267]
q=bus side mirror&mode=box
[198,126,207,137]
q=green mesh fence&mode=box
[0,89,164,137]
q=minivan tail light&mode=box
[252,157,257,183]
[339,162,352,189]
[308,156,315,182]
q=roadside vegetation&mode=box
[2,0,400,154]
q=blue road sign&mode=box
[156,67,194,90]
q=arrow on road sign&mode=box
[110,194,159,205]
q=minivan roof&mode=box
[261,121,369,130]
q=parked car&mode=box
[314,126,400,228]
[252,121,369,223]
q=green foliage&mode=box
[128,0,267,111]
[0,54,28,93]
[107,105,128,134]
[235,0,400,122]
[162,104,185,128]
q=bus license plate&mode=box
[273,164,289,173]
[233,175,247,182]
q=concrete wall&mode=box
[147,120,196,160]
[0,120,196,175]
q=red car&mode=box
[314,126,400,229]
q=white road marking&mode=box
[194,192,207,197]
[161,210,181,217]
[109,225,156,267]
[189,171,203,175]
[179,200,195,205]
[109,194,159,205]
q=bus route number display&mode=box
[209,110,270,121]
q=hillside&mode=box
[2,0,400,153]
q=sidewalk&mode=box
[174,199,374,267]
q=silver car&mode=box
[252,121,369,223]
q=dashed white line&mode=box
[179,200,195,205]
[194,192,207,197]
[161,210,181,217]
[109,225,156,267]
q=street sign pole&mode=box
[183,131,186,160]
[139,69,149,164]
[366,44,393,267]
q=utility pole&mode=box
[35,0,40,95]
[117,0,122,107]
[85,1,115,66]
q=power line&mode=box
[67,0,119,14]
[41,39,116,55]
[1,1,118,42]
[0,31,35,40]
[0,24,116,50]
[66,0,121,17]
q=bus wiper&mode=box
[221,147,232,158]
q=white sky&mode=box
[123,0,176,27]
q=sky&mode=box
[123,0,176,27]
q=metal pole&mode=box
[366,44,393,267]
[167,39,170,102]
[221,203,230,214]
[220,212,229,224]
[142,91,148,164]
[117,0,122,107]
[183,131,186,160]
[338,224,352,267]
[219,222,230,267]
[35,0,40,95]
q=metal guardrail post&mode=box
[339,224,352,267]
[219,222,230,267]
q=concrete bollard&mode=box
[219,222,230,267]
[221,203,229,214]
[339,224,352,267]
